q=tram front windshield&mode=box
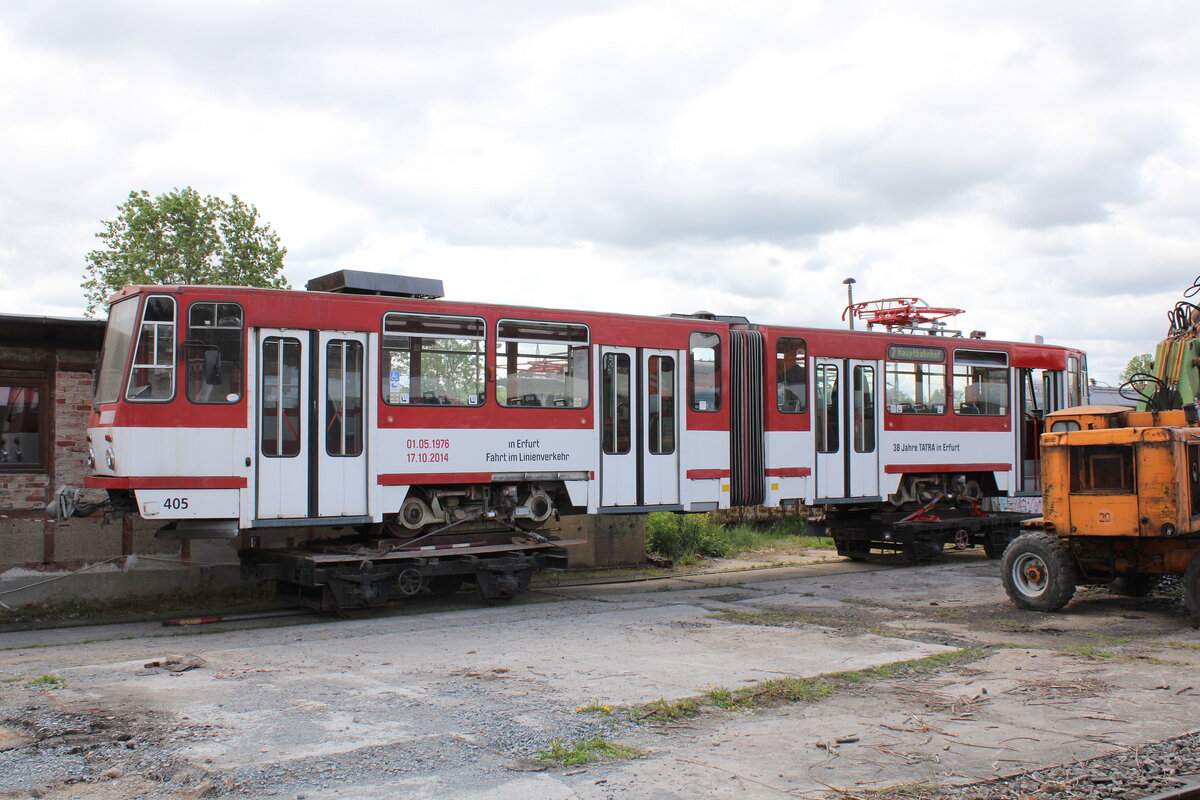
[94,298,139,405]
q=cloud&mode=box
[1,1,1200,384]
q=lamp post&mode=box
[843,278,856,330]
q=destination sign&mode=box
[887,344,946,363]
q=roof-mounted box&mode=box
[305,269,444,299]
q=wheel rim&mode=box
[397,568,423,597]
[1012,552,1049,597]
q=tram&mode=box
[74,270,1086,603]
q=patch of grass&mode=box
[538,737,643,767]
[639,697,701,721]
[27,674,66,689]
[716,609,846,628]
[1156,640,1200,651]
[704,686,742,710]
[932,608,965,619]
[645,512,832,563]
[0,677,20,684]
[630,647,987,721]
[575,701,615,715]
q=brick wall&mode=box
[0,322,178,570]
[54,367,97,494]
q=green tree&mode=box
[1120,353,1154,383]
[82,187,289,316]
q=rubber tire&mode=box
[982,535,1000,560]
[1183,555,1200,626]
[1108,574,1154,598]
[1001,532,1078,611]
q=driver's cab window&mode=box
[126,295,176,402]
[185,302,243,403]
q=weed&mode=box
[538,737,643,767]
[932,608,965,619]
[629,647,987,722]
[639,697,701,721]
[0,677,19,684]
[645,512,833,563]
[704,686,741,710]
[575,701,615,715]
[1157,640,1200,651]
[28,674,66,689]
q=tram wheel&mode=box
[1001,532,1077,611]
[1182,556,1200,626]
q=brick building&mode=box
[0,313,170,570]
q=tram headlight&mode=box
[87,447,95,470]
[105,449,115,471]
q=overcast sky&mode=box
[2,1,1198,382]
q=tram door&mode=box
[257,330,310,519]
[256,329,371,520]
[317,332,369,517]
[814,358,879,501]
[599,347,680,507]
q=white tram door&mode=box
[814,358,880,501]
[846,359,879,498]
[642,349,680,506]
[599,347,681,508]
[317,332,369,517]
[256,330,310,519]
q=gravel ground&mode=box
[5,556,1200,799]
[838,730,1200,800]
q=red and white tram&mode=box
[78,271,1085,602]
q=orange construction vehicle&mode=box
[1002,276,1200,622]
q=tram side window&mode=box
[814,363,838,453]
[261,337,302,458]
[885,360,946,414]
[776,337,807,413]
[952,350,1008,416]
[382,313,486,406]
[495,320,589,408]
[326,340,364,457]
[185,302,243,404]
[602,353,631,454]
[126,295,176,402]
[689,332,722,412]
[648,355,676,454]
[1070,445,1134,494]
